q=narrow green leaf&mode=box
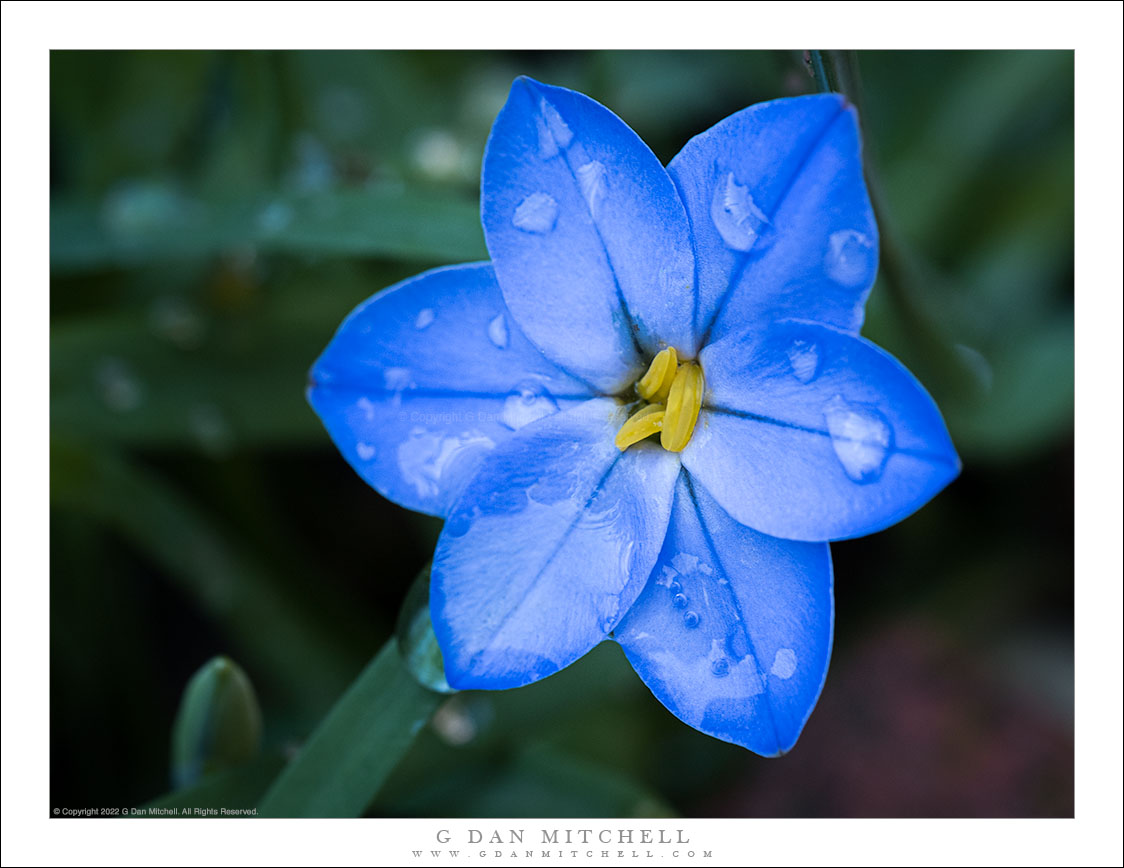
[382,744,677,819]
[171,657,262,789]
[50,310,325,451]
[50,185,485,274]
[257,642,443,817]
[50,440,358,716]
[880,50,1073,244]
[945,315,1074,460]
[141,754,285,817]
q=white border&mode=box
[4,1,1121,865]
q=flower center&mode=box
[614,347,704,453]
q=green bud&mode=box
[171,656,262,789]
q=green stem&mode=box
[806,50,836,95]
[805,50,977,401]
[257,641,443,817]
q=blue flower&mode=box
[309,77,960,755]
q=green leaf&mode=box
[50,308,325,451]
[50,440,359,716]
[877,50,1073,246]
[945,315,1074,460]
[141,753,285,816]
[171,657,262,789]
[257,641,443,817]
[50,184,485,274]
[381,744,676,818]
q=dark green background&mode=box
[50,50,1074,817]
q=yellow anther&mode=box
[614,403,666,451]
[660,363,704,453]
[636,347,678,403]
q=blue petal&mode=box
[481,77,698,391]
[616,475,833,756]
[308,262,592,517]
[683,319,960,541]
[668,93,877,343]
[431,398,681,690]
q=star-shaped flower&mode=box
[309,77,960,755]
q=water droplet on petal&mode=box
[787,339,820,384]
[384,367,414,407]
[683,611,700,629]
[576,160,606,217]
[536,97,573,159]
[512,192,558,234]
[710,172,774,253]
[356,397,376,421]
[770,648,797,679]
[672,593,688,609]
[711,657,730,678]
[825,229,876,287]
[397,428,496,501]
[822,395,892,483]
[356,442,376,461]
[414,308,436,330]
[487,313,509,349]
[501,382,559,430]
[667,581,682,596]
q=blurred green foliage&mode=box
[50,50,1074,817]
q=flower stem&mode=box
[804,50,979,402]
[257,640,443,817]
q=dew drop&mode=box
[432,697,478,746]
[487,313,509,349]
[411,128,464,181]
[770,648,797,679]
[397,429,496,501]
[102,180,187,240]
[356,397,376,421]
[822,395,893,483]
[356,442,376,461]
[384,368,414,409]
[955,343,994,394]
[501,382,559,430]
[825,229,876,287]
[257,200,293,234]
[786,339,820,384]
[415,308,436,330]
[672,593,688,609]
[188,403,234,456]
[710,172,775,253]
[711,657,730,678]
[95,358,143,413]
[683,611,701,629]
[149,296,205,349]
[512,192,559,234]
[384,367,413,393]
[536,97,573,159]
[576,160,606,217]
[667,581,683,596]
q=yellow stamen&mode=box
[660,363,704,453]
[635,347,678,403]
[614,403,666,451]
